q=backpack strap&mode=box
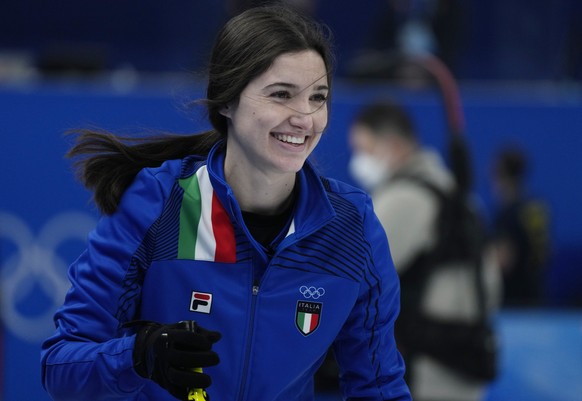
[389,174,488,322]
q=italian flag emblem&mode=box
[296,301,322,336]
[177,165,236,263]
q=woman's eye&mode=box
[270,91,292,99]
[310,93,328,103]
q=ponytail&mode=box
[66,129,223,215]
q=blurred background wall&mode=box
[1,1,581,400]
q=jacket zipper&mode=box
[237,280,260,401]
[233,217,328,400]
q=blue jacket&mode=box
[41,143,411,401]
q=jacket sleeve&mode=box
[333,196,412,401]
[40,167,169,401]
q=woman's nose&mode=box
[290,96,312,114]
[288,105,314,130]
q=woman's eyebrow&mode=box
[264,82,298,90]
[264,82,329,91]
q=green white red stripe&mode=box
[297,311,319,335]
[178,165,236,262]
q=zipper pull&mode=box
[252,283,259,296]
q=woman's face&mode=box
[222,50,329,178]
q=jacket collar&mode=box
[205,141,335,239]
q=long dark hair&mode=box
[68,5,335,215]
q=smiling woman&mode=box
[40,5,412,401]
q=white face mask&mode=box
[348,152,391,191]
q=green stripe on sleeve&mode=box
[178,174,202,259]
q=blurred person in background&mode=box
[491,146,551,307]
[40,5,411,401]
[346,0,466,80]
[349,100,501,401]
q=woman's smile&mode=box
[272,132,306,146]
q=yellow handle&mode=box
[187,387,207,401]
[187,368,208,401]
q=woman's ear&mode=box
[219,103,231,118]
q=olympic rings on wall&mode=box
[0,211,96,343]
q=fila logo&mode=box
[190,291,213,314]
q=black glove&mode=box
[132,320,221,400]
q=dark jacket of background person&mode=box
[491,147,551,306]
[349,101,502,401]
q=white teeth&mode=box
[274,134,306,144]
